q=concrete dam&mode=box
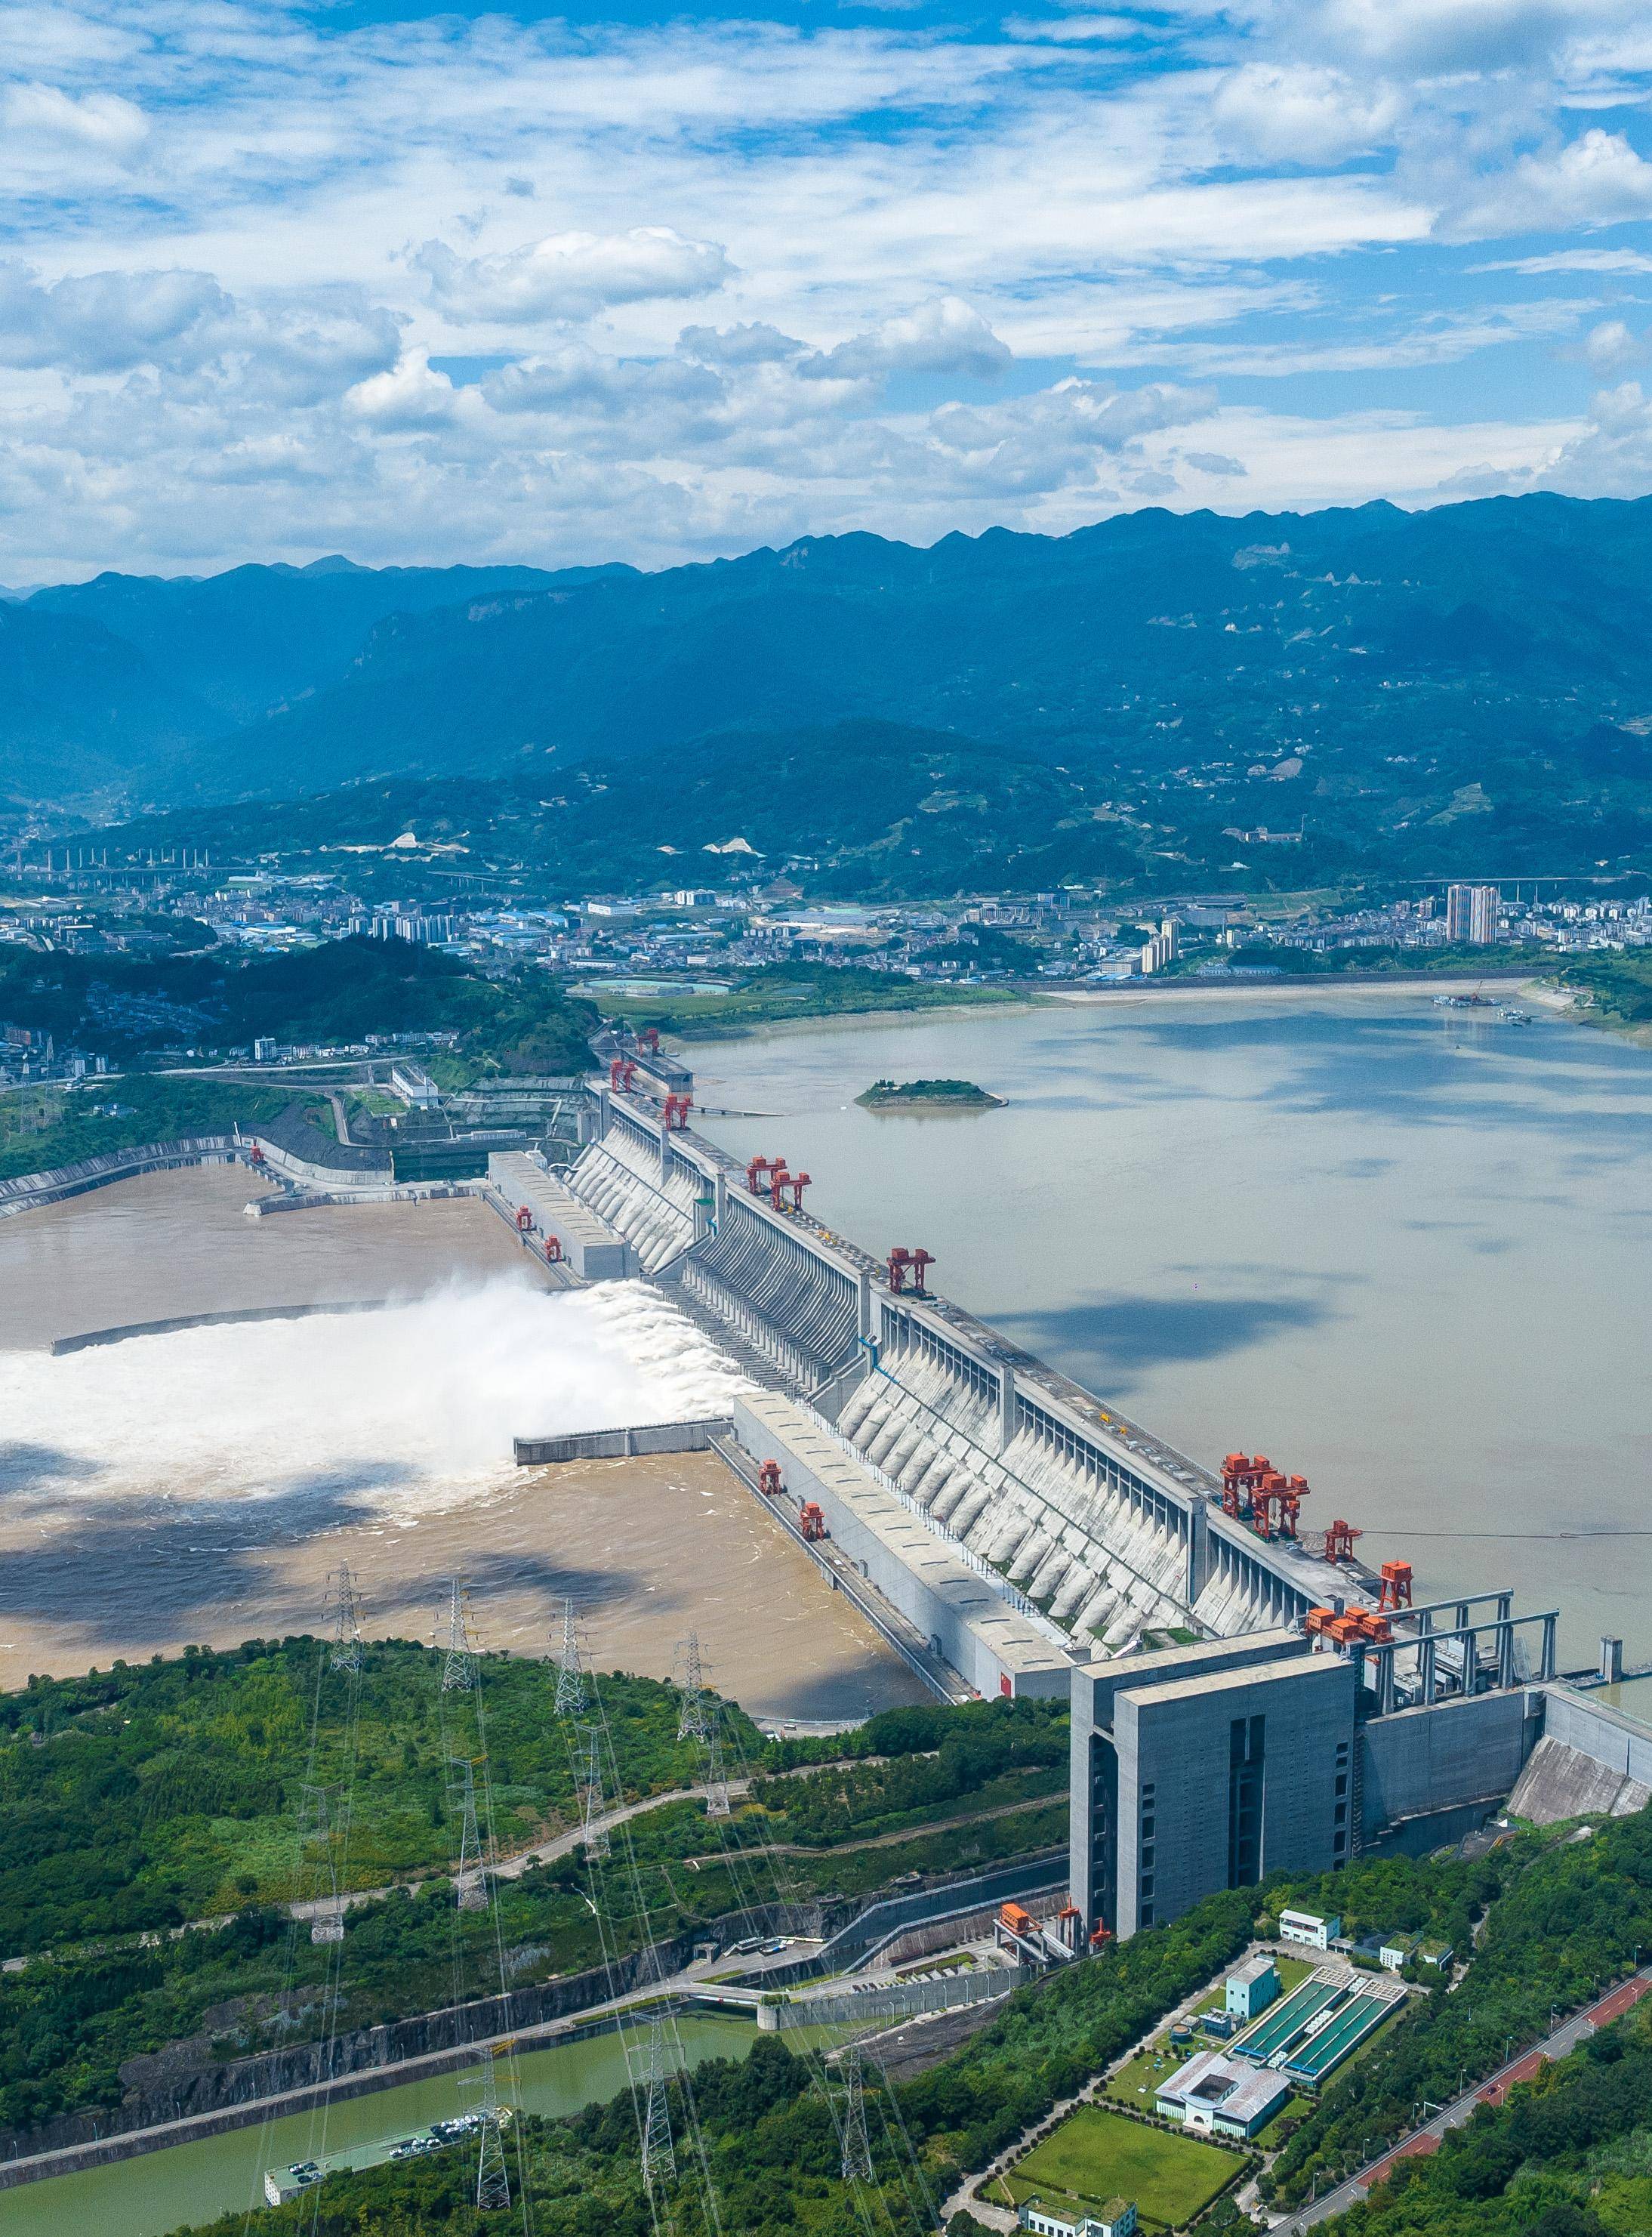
[544,1094,1389,1665]
[495,1088,1620,1941]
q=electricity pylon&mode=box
[466,2043,511,2213]
[449,1758,489,1911]
[639,2010,677,2192]
[440,1578,479,1692]
[328,1563,365,1674]
[674,1633,730,1815]
[553,1595,587,1717]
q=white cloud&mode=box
[1581,318,1646,372]
[0,263,230,373]
[0,0,1649,576]
[1521,380,1652,495]
[1440,129,1652,239]
[1300,0,1647,75]
[344,348,462,428]
[1471,248,1652,273]
[801,298,1013,381]
[2,82,148,156]
[1210,64,1398,165]
[1003,14,1140,42]
[919,377,1217,495]
[415,227,734,326]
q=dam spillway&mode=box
[556,1089,1351,1668]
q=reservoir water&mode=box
[692,987,1652,1668]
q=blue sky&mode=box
[2,0,1651,578]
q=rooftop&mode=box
[1156,2050,1287,2124]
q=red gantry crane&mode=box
[886,1247,935,1294]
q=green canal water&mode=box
[0,2016,760,2237]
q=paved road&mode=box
[1276,1966,1652,2233]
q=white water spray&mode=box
[0,1276,749,1530]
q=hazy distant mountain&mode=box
[26,558,630,728]
[0,598,213,795]
[10,495,1652,819]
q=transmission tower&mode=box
[674,1633,730,1816]
[553,1596,587,1718]
[440,1578,479,1692]
[298,1782,347,1946]
[575,1722,611,1859]
[465,2043,512,2213]
[328,1563,365,1674]
[449,1758,489,1911]
[639,2010,678,2193]
[834,2045,874,2185]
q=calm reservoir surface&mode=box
[694,988,1652,1667]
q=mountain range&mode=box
[7,496,1652,891]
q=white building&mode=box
[1020,2198,1137,2237]
[1279,1908,1341,1950]
[1155,2050,1290,2139]
[1225,1953,1280,2019]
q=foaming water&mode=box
[0,1276,749,1530]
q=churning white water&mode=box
[0,1276,749,1529]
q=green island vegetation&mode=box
[0,1652,1065,2141]
[855,1078,1006,1109]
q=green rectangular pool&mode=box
[1232,1976,1341,2064]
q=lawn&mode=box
[997,2103,1244,2231]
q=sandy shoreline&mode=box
[679,971,1570,1048]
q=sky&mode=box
[3,0,1652,580]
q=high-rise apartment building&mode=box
[1445,883,1499,945]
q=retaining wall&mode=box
[50,1300,394,1355]
[761,1960,1037,2031]
[514,1418,733,1464]
[0,1136,241,1218]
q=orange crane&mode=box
[609,1057,637,1092]
[1376,1560,1413,1611]
[886,1247,935,1294]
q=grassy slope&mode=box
[0,1653,1066,2138]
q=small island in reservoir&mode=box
[855,1076,1006,1109]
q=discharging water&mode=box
[692,987,1652,1667]
[0,1171,924,1714]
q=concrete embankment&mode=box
[0,1137,242,1220]
[49,1300,395,1355]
